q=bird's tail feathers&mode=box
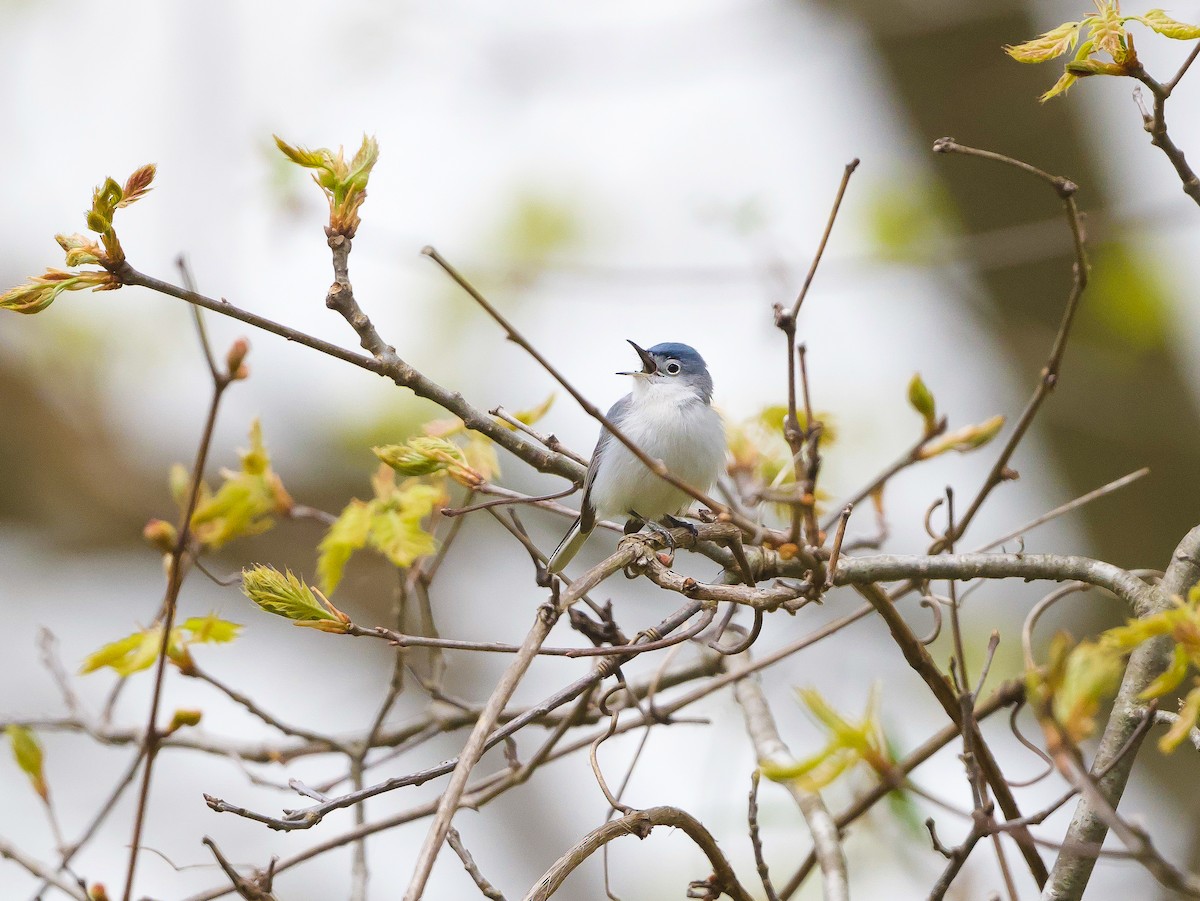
[547,517,590,574]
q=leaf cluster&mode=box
[0,164,154,314]
[173,420,293,550]
[274,134,379,237]
[1006,3,1200,100]
[1028,583,1200,753]
[316,465,444,595]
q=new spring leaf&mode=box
[274,134,379,237]
[5,725,48,802]
[241,565,350,632]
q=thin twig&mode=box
[522,806,756,901]
[447,827,507,900]
[113,262,586,486]
[122,356,234,901]
[971,467,1150,554]
[931,138,1089,548]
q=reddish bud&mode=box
[226,338,250,377]
[143,519,178,554]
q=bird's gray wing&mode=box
[578,394,630,533]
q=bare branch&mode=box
[522,806,756,901]
[931,138,1088,549]
[447,827,507,900]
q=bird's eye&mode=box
[665,361,681,375]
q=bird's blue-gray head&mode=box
[621,340,714,404]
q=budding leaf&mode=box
[0,269,116,315]
[917,415,1004,459]
[5,725,48,801]
[374,437,466,477]
[55,233,103,267]
[1065,59,1127,77]
[1031,634,1126,745]
[118,164,156,208]
[167,709,203,733]
[907,373,937,435]
[274,134,379,236]
[1040,68,1080,102]
[760,687,889,793]
[462,434,501,485]
[241,565,348,631]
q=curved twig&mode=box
[522,806,755,901]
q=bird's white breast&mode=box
[588,380,726,522]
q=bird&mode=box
[547,340,726,574]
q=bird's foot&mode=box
[661,513,699,540]
[641,518,682,565]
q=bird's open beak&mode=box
[617,340,658,377]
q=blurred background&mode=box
[3,0,1200,898]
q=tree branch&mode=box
[732,657,847,901]
[522,806,755,901]
[1043,525,1200,900]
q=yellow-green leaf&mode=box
[180,614,241,644]
[345,135,380,192]
[1039,68,1079,102]
[273,135,332,170]
[239,418,270,476]
[512,393,555,426]
[1136,10,1200,40]
[190,479,276,549]
[241,565,335,624]
[169,463,195,508]
[1101,610,1178,650]
[5,725,48,801]
[368,483,439,568]
[1140,644,1191,699]
[461,434,499,486]
[1005,21,1082,63]
[1160,685,1200,752]
[317,499,373,595]
[1052,639,1126,743]
[167,709,203,732]
[79,627,165,677]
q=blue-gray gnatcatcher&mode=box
[547,341,726,574]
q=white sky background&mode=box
[3,0,1200,898]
